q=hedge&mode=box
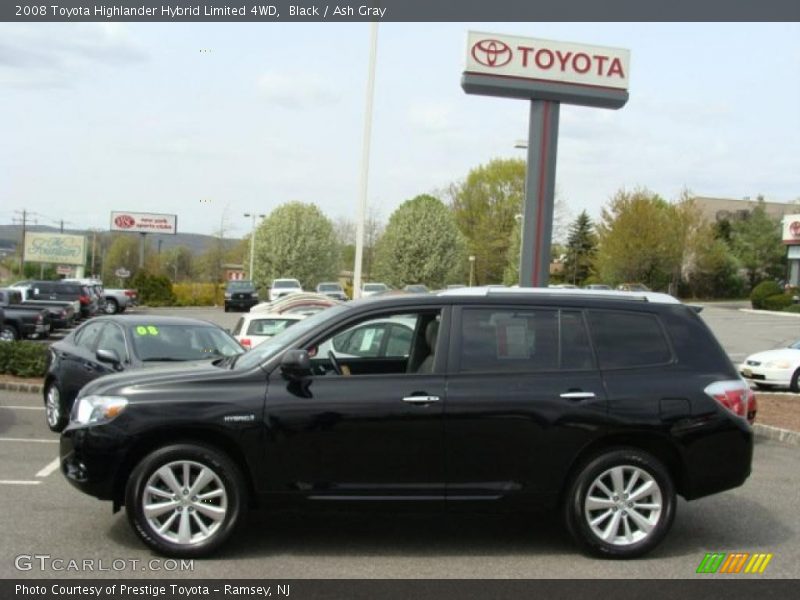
[783,304,800,314]
[173,283,220,306]
[0,341,48,378]
[762,294,794,311]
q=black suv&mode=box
[224,280,259,312]
[60,289,754,558]
[28,280,98,319]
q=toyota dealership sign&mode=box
[110,211,177,234]
[466,31,630,91]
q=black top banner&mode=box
[3,0,800,22]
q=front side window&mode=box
[96,323,128,362]
[310,310,439,376]
[587,310,672,369]
[74,321,104,350]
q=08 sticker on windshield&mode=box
[135,326,160,336]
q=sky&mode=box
[1,22,799,239]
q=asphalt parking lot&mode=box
[1,302,798,578]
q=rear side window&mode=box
[587,310,672,369]
[459,308,570,373]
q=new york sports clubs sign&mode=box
[110,211,177,235]
[465,31,630,91]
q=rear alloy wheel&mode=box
[104,299,119,314]
[45,382,68,432]
[0,325,19,342]
[564,448,676,558]
[126,444,246,557]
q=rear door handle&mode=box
[402,395,441,404]
[559,391,596,400]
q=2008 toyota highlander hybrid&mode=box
[60,288,755,558]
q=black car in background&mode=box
[28,281,98,319]
[224,280,259,312]
[44,315,244,432]
[60,289,754,559]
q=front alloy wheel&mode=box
[126,444,245,557]
[45,382,68,432]
[564,448,676,558]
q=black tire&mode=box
[563,448,676,559]
[125,443,246,557]
[44,380,68,432]
[104,298,119,315]
[790,369,800,394]
[0,324,19,342]
[224,304,230,313]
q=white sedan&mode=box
[738,340,800,392]
[231,312,306,350]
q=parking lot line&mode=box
[0,406,45,411]
[36,458,60,478]
[0,438,58,444]
[0,480,41,486]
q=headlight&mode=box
[224,292,232,299]
[765,360,791,369]
[72,395,128,425]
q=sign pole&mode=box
[520,100,560,287]
[139,233,146,269]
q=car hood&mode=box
[743,348,800,365]
[78,360,233,398]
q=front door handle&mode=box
[559,391,596,400]
[402,395,441,404]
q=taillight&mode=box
[746,389,757,425]
[79,295,90,304]
[240,338,251,349]
[124,290,135,297]
[704,380,751,420]
[36,314,43,323]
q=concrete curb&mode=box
[0,381,43,394]
[753,423,800,447]
[739,308,800,318]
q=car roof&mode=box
[240,312,304,322]
[352,286,681,308]
[86,315,221,326]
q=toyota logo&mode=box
[114,214,136,229]
[471,39,513,68]
[790,221,800,238]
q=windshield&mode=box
[274,280,301,289]
[318,284,341,292]
[228,281,254,290]
[234,304,350,370]
[129,324,244,361]
[364,284,386,291]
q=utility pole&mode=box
[12,209,35,277]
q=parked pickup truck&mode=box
[21,299,77,330]
[101,288,138,314]
[0,289,50,341]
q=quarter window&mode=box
[587,310,671,369]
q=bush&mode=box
[762,294,793,311]
[131,271,177,306]
[0,341,48,378]
[750,280,783,309]
[782,303,800,313]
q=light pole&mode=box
[244,213,265,281]
[468,255,476,287]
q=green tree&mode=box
[730,198,784,287]
[562,211,597,286]
[449,158,525,285]
[101,234,144,285]
[252,202,339,290]
[372,195,466,289]
[160,245,194,282]
[595,188,683,290]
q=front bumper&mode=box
[225,297,259,310]
[60,424,129,501]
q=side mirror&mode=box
[281,349,311,379]
[96,348,122,368]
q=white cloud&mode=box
[407,100,455,133]
[0,24,147,88]
[256,71,339,108]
